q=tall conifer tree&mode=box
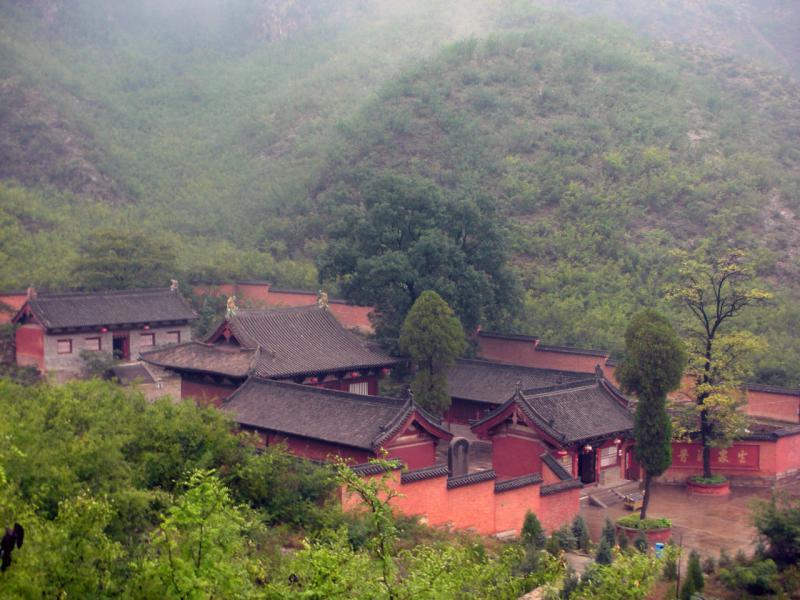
[617,309,686,519]
[399,291,466,415]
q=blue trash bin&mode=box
[654,542,665,558]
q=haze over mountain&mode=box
[1,0,799,381]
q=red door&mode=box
[625,447,640,481]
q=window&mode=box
[348,381,369,395]
[84,337,101,351]
[140,333,155,347]
[57,339,72,354]
[166,330,181,344]
[600,445,618,468]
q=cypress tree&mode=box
[595,538,613,565]
[601,517,616,548]
[687,550,704,592]
[399,291,466,415]
[571,515,590,552]
[521,511,546,548]
[617,309,686,519]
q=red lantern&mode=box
[350,371,359,379]
[100,327,108,333]
[143,324,150,330]
[556,449,568,457]
[613,438,622,446]
[308,377,318,384]
[583,444,593,453]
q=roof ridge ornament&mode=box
[170,279,179,292]
[226,295,238,319]
[317,289,329,310]
[594,364,604,380]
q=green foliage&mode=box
[616,514,671,530]
[73,227,178,290]
[617,530,629,552]
[688,474,727,485]
[595,539,613,565]
[718,558,780,596]
[668,249,770,477]
[399,290,467,415]
[318,172,520,346]
[227,446,337,528]
[80,350,115,378]
[571,515,590,553]
[574,550,658,599]
[601,517,616,548]
[132,470,263,599]
[521,511,547,549]
[551,524,578,553]
[687,550,705,593]
[633,532,648,554]
[752,493,800,567]
[617,309,685,518]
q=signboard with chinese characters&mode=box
[671,442,760,470]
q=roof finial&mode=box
[404,384,414,403]
[170,279,179,292]
[317,289,329,310]
[226,295,238,319]
[26,285,37,300]
[515,379,522,394]
[594,364,603,380]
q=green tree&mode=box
[521,511,547,549]
[686,550,704,592]
[666,249,770,478]
[73,227,177,290]
[133,470,261,599]
[318,172,520,347]
[571,515,590,553]
[752,493,800,567]
[616,309,686,519]
[399,290,466,415]
[595,539,614,565]
[601,517,616,548]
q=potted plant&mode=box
[686,474,730,496]
[616,514,673,544]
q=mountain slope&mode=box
[309,23,800,381]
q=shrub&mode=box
[718,548,733,569]
[633,532,649,553]
[561,566,580,599]
[662,551,678,580]
[701,555,716,575]
[688,474,727,485]
[571,515,590,552]
[553,524,577,552]
[718,559,780,596]
[752,493,800,567]
[521,511,547,549]
[687,550,704,592]
[601,517,616,547]
[616,514,671,530]
[617,530,629,551]
[595,538,613,565]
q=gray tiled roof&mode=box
[141,342,255,378]
[19,288,196,330]
[222,377,450,451]
[474,378,634,444]
[447,358,587,405]
[224,306,398,378]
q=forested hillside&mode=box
[1,1,799,380]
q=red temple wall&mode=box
[659,438,800,484]
[492,433,545,478]
[745,390,799,423]
[272,433,372,464]
[539,488,581,532]
[15,324,44,370]
[386,439,437,470]
[343,469,577,536]
[476,336,540,368]
[181,379,238,407]
[776,434,800,477]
